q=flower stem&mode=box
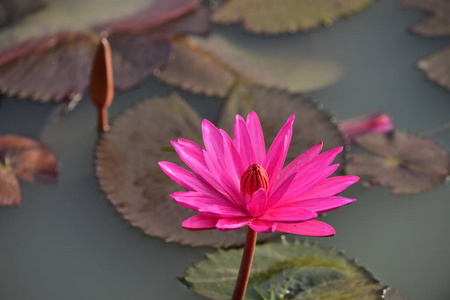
[232,227,258,300]
[98,107,109,132]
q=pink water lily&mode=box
[159,112,359,236]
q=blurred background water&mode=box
[0,0,449,299]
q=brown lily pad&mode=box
[0,0,47,26]
[0,134,58,183]
[346,131,449,194]
[155,37,235,97]
[0,0,209,102]
[402,0,450,37]
[96,94,278,247]
[0,166,20,206]
[157,35,343,97]
[402,0,450,90]
[212,0,375,35]
[0,134,58,206]
[416,46,450,91]
[219,84,347,167]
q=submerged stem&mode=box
[232,227,258,300]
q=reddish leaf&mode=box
[0,167,20,206]
[212,0,375,35]
[0,135,58,183]
[402,0,450,37]
[0,33,95,102]
[96,94,279,247]
[0,0,209,102]
[346,131,449,194]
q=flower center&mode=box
[240,164,269,197]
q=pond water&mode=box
[0,1,449,300]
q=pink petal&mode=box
[202,119,225,162]
[263,115,294,190]
[272,196,355,215]
[171,191,237,212]
[249,219,277,233]
[265,172,297,209]
[177,138,204,152]
[295,175,360,200]
[220,129,245,186]
[259,206,317,223]
[276,142,323,185]
[233,115,257,168]
[245,111,266,163]
[279,164,339,203]
[182,214,219,231]
[296,147,343,177]
[203,148,241,205]
[158,161,223,199]
[275,220,335,236]
[246,188,268,217]
[216,217,254,231]
[171,141,225,194]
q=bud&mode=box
[240,164,269,197]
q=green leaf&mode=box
[157,35,343,97]
[212,0,375,35]
[182,239,385,300]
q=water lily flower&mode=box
[159,112,359,236]
[339,110,394,144]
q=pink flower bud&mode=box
[240,164,269,197]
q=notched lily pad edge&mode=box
[180,238,391,299]
[211,0,378,35]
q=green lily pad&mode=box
[157,35,343,97]
[182,238,385,299]
[212,0,375,35]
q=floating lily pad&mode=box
[219,85,347,168]
[212,0,375,35]
[0,134,58,206]
[416,46,450,91]
[157,35,343,96]
[402,0,450,37]
[384,288,409,300]
[96,94,279,247]
[346,131,449,194]
[0,0,209,102]
[402,0,450,91]
[181,238,385,300]
[0,0,47,26]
